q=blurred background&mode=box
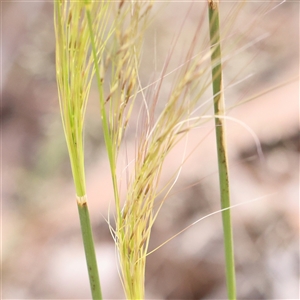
[2,1,299,299]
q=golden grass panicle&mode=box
[110,5,220,299]
[86,1,155,298]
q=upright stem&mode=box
[77,196,103,300]
[85,9,122,223]
[69,153,103,300]
[207,1,237,299]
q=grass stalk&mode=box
[54,1,104,298]
[85,7,120,218]
[77,197,103,300]
[207,1,237,299]
[86,2,154,298]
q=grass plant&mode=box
[54,1,113,298]
[55,0,235,297]
[86,2,154,298]
[54,0,291,298]
[86,1,236,298]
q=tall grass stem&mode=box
[208,1,237,299]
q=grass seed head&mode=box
[54,1,112,196]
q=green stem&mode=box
[85,9,122,221]
[77,196,103,300]
[208,1,237,299]
[70,153,102,300]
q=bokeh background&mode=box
[2,1,299,299]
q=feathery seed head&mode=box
[54,0,111,196]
